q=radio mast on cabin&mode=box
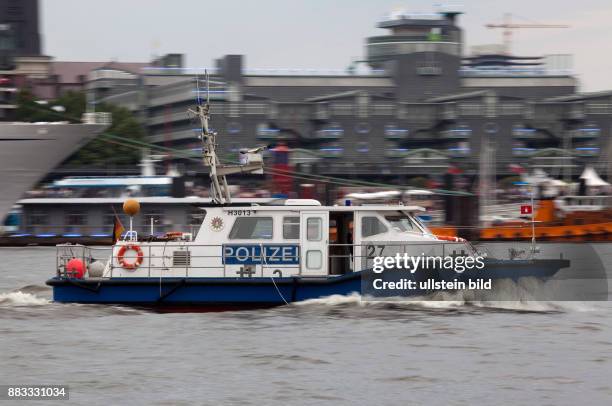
[189,72,266,204]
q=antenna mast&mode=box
[188,71,266,205]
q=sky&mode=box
[41,0,612,92]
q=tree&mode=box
[65,102,145,166]
[15,90,146,166]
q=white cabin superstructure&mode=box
[100,200,462,279]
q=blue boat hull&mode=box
[46,258,570,307]
[48,273,363,306]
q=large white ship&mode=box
[0,112,111,224]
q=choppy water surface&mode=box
[1,246,612,405]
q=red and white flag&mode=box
[520,205,532,215]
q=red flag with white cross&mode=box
[520,205,532,215]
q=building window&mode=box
[512,124,535,137]
[416,61,442,75]
[229,217,273,239]
[580,123,601,137]
[326,123,344,136]
[319,143,344,157]
[256,123,280,138]
[283,216,300,239]
[385,143,409,158]
[483,122,498,134]
[355,122,371,134]
[453,124,472,137]
[316,123,344,139]
[384,124,409,139]
[575,142,600,157]
[361,216,388,238]
[227,122,242,134]
[447,141,470,156]
[512,141,534,156]
[356,142,370,153]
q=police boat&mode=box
[46,80,570,308]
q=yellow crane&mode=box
[486,13,569,54]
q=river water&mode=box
[1,246,612,405]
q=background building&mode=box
[80,10,611,191]
[3,4,610,191]
[0,0,49,119]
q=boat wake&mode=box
[0,291,50,307]
[293,277,601,313]
[0,287,144,317]
[294,293,597,313]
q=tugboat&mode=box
[46,78,570,308]
[478,195,612,241]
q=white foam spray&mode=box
[0,291,49,307]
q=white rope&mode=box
[270,276,289,305]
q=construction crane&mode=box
[486,13,569,55]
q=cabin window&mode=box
[385,213,420,233]
[103,211,125,227]
[65,211,87,233]
[26,210,48,233]
[361,216,388,237]
[229,217,273,239]
[283,217,300,239]
[306,250,322,269]
[27,210,48,226]
[66,211,87,226]
[188,209,206,226]
[307,218,322,241]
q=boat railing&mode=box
[55,241,473,279]
[124,230,138,242]
[556,195,612,211]
[56,244,112,278]
[18,223,203,237]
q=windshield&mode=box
[384,211,422,233]
[409,213,431,234]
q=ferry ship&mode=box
[46,81,570,308]
[0,112,111,226]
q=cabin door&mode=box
[299,211,329,275]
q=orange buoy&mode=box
[123,199,140,217]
